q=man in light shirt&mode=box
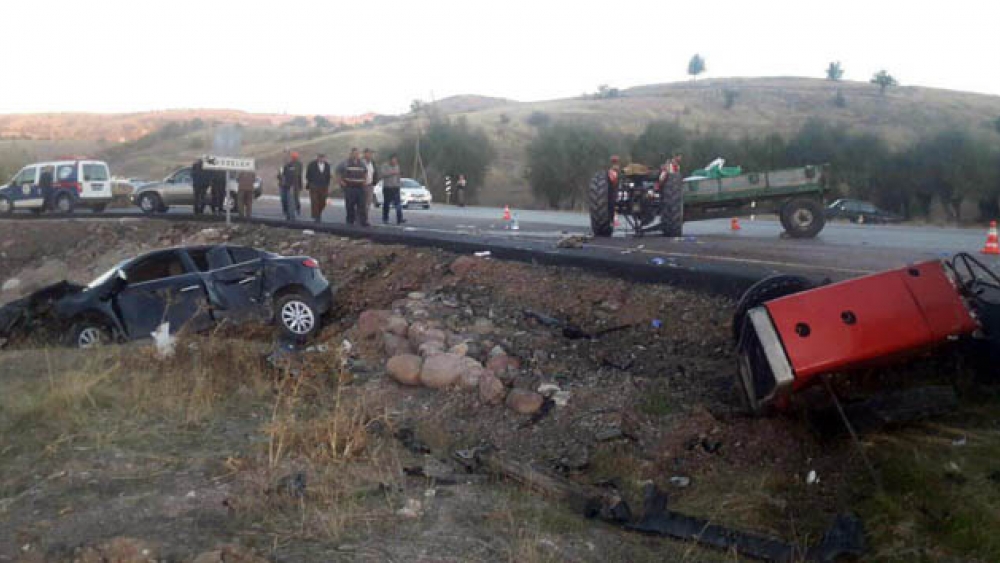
[362,148,379,213]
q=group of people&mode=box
[191,158,257,216]
[275,147,407,226]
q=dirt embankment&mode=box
[1,219,998,562]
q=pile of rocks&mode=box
[357,292,548,415]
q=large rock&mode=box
[383,332,414,357]
[449,342,469,357]
[409,322,447,348]
[385,315,409,337]
[418,340,445,357]
[506,389,544,414]
[458,357,486,390]
[486,353,512,373]
[479,372,507,405]
[387,354,423,386]
[420,353,466,389]
[358,310,392,339]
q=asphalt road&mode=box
[241,196,994,278]
[55,195,1000,282]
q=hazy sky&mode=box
[2,0,998,116]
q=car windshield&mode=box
[86,259,130,289]
[401,179,422,189]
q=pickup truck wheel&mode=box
[588,172,613,237]
[91,203,107,213]
[659,173,684,238]
[138,192,162,215]
[732,274,813,342]
[781,198,826,238]
[0,195,12,215]
[69,321,111,349]
[275,291,320,341]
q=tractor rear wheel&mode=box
[588,172,613,237]
[659,174,684,238]
[732,274,813,342]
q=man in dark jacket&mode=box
[305,153,332,223]
[279,152,304,221]
[336,147,368,226]
[209,169,227,214]
[192,158,209,214]
[39,166,54,211]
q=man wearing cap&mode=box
[306,152,332,223]
[362,148,380,213]
[279,152,304,221]
[337,147,369,226]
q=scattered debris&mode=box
[396,498,423,518]
[650,257,666,266]
[395,427,431,455]
[556,235,591,249]
[952,436,967,447]
[151,322,176,359]
[302,229,315,235]
[807,470,819,485]
[474,251,491,258]
[669,476,691,488]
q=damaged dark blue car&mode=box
[0,245,333,348]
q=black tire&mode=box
[138,192,162,215]
[588,172,613,237]
[424,204,430,209]
[68,321,111,349]
[0,195,12,215]
[54,193,74,214]
[274,291,320,341]
[660,173,684,238]
[732,274,814,342]
[91,203,107,213]
[780,198,826,238]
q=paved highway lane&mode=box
[93,195,1000,280]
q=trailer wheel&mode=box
[732,274,813,342]
[659,173,684,238]
[781,198,826,238]
[588,172,613,237]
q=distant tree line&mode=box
[528,118,1000,220]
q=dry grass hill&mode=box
[2,77,999,208]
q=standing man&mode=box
[362,148,379,213]
[306,153,332,223]
[39,166,54,211]
[192,158,209,215]
[337,147,369,226]
[607,155,622,219]
[209,168,227,214]
[279,152,303,221]
[379,153,405,224]
[456,174,468,207]
[236,169,255,218]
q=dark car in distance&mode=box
[825,198,902,224]
[0,245,333,348]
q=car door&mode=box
[164,168,194,205]
[80,162,110,201]
[113,250,212,339]
[9,166,42,209]
[197,246,266,324]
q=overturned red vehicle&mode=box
[733,253,1000,414]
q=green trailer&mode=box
[589,163,828,239]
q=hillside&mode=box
[1,77,999,208]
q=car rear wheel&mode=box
[275,291,320,340]
[54,193,74,214]
[0,195,12,215]
[732,274,814,342]
[70,321,111,349]
[138,192,162,215]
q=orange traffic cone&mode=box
[731,217,741,231]
[982,221,1000,255]
[503,205,511,221]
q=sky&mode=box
[1,0,998,116]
